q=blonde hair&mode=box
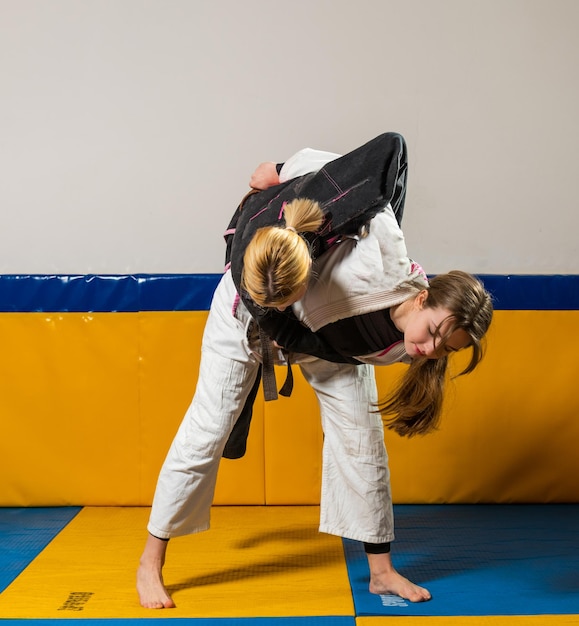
[379,270,493,437]
[241,198,324,307]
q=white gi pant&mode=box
[148,270,394,544]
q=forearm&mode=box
[249,148,342,191]
[249,162,280,190]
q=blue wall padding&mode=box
[0,274,221,312]
[0,274,577,312]
[0,507,81,593]
[480,274,579,310]
[344,504,579,616]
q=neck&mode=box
[389,297,415,333]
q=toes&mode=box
[408,587,431,603]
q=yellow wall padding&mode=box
[0,310,578,506]
[0,312,141,506]
[0,311,265,506]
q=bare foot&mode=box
[137,560,175,608]
[369,567,431,602]
[137,534,176,609]
[366,552,431,603]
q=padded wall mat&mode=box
[0,506,354,619]
[345,504,579,617]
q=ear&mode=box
[414,289,429,310]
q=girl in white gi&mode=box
[137,135,493,609]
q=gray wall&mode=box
[1,0,577,275]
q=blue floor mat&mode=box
[344,504,579,616]
[0,506,82,593]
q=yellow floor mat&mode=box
[0,506,354,619]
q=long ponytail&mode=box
[379,358,448,436]
[242,198,324,307]
[379,270,493,437]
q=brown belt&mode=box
[258,326,294,401]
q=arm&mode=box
[248,148,342,190]
[244,298,358,364]
[249,162,280,190]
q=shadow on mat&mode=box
[166,524,342,594]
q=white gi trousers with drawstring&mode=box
[147,269,394,545]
